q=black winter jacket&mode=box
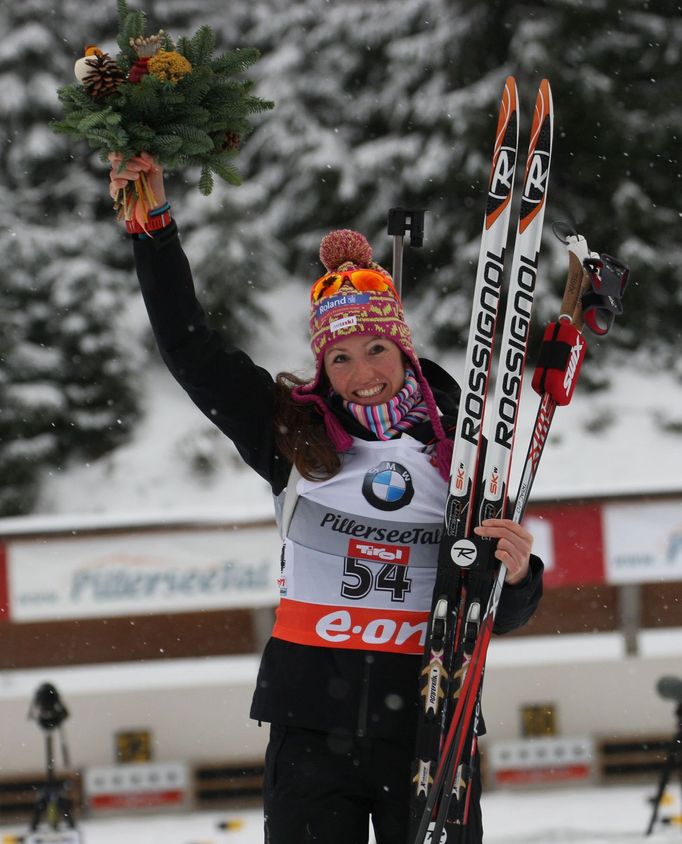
[132,222,543,742]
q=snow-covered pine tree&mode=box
[0,0,141,515]
[0,251,53,515]
[0,0,276,514]
[504,0,682,367]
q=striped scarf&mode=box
[342,368,430,440]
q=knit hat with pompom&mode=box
[291,229,452,480]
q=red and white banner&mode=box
[526,497,682,588]
[84,762,188,811]
[488,736,594,787]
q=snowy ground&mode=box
[1,783,680,844]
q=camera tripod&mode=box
[30,728,76,832]
[646,701,682,836]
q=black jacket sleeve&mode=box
[493,553,543,635]
[131,223,290,491]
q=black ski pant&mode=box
[263,723,483,844]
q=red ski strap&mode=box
[531,320,586,405]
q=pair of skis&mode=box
[408,74,628,843]
[409,75,551,843]
[409,75,554,844]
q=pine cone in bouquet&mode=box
[222,132,242,151]
[74,47,126,99]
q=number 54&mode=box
[341,557,412,602]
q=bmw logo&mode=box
[362,461,415,511]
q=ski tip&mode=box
[503,75,518,104]
[518,79,554,235]
[485,77,520,230]
[530,79,553,145]
[500,77,518,130]
[538,78,553,114]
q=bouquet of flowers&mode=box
[52,0,273,232]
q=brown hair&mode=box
[274,371,341,481]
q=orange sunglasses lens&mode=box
[349,270,390,293]
[311,273,343,302]
[311,270,392,302]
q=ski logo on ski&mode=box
[413,760,434,798]
[486,77,518,227]
[444,488,469,536]
[421,654,448,716]
[489,468,499,495]
[449,539,477,567]
[489,146,516,200]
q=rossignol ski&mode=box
[409,77,554,844]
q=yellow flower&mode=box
[147,50,192,84]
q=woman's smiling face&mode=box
[323,335,405,404]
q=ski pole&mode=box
[386,207,425,297]
[513,234,629,521]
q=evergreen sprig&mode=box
[52,0,273,194]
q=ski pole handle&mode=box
[387,207,425,298]
[392,235,405,297]
[560,236,589,321]
[570,269,593,332]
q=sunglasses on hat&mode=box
[311,269,396,303]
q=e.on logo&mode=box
[314,609,427,654]
[348,539,411,564]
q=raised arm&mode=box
[108,153,289,491]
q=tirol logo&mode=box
[362,461,414,511]
[348,539,410,564]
